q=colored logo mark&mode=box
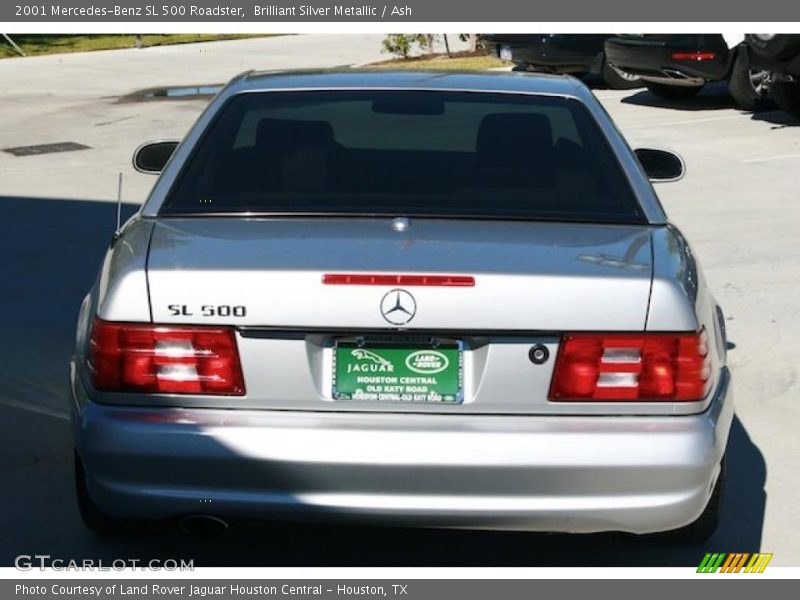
[697,553,773,573]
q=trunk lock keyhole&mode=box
[529,345,550,365]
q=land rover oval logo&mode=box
[405,350,449,374]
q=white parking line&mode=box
[741,153,800,164]
[626,114,743,130]
[0,396,69,420]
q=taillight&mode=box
[671,51,717,61]
[549,331,711,402]
[88,318,245,395]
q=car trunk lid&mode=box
[146,217,653,332]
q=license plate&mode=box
[333,341,462,403]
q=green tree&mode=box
[381,34,432,59]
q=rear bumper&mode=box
[71,367,732,534]
[605,37,731,85]
[483,38,601,74]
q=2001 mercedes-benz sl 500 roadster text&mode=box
[70,71,732,541]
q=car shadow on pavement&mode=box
[0,196,138,420]
[621,81,738,112]
[749,110,800,127]
[0,195,768,568]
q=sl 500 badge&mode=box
[168,304,247,317]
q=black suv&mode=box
[605,34,771,110]
[481,34,641,89]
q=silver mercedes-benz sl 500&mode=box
[70,70,732,541]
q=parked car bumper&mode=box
[482,35,603,74]
[71,363,733,534]
[605,36,730,85]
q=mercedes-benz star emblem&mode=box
[380,289,417,325]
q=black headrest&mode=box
[476,113,554,168]
[555,137,591,167]
[256,118,335,153]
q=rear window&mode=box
[160,90,644,223]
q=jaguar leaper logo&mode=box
[405,350,449,374]
[349,349,394,372]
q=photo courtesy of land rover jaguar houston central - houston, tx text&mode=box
[70,70,732,541]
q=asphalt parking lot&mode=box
[0,34,797,567]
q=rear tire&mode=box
[601,59,642,90]
[771,80,800,118]
[666,457,725,543]
[645,81,704,100]
[74,452,129,534]
[728,47,773,111]
[746,34,800,61]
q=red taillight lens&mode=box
[88,318,245,395]
[671,51,717,61]
[549,331,711,402]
